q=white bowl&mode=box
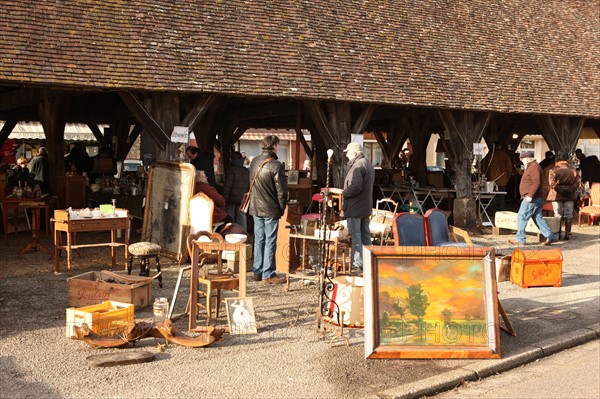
[225,234,247,244]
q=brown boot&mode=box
[557,218,563,240]
[564,219,572,240]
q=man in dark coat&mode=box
[248,135,288,284]
[509,152,557,246]
[223,151,250,230]
[547,151,580,240]
[186,145,217,188]
[342,142,375,273]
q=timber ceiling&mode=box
[0,0,598,118]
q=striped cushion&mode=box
[128,242,161,256]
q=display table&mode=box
[87,192,145,220]
[2,194,51,241]
[52,208,130,273]
[475,191,507,226]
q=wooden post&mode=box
[38,92,69,194]
[154,93,181,161]
[438,110,491,227]
[403,111,433,186]
[538,115,585,153]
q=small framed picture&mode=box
[287,170,299,185]
[225,297,258,335]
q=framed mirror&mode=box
[142,161,196,263]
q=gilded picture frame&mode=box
[141,160,196,263]
[364,246,500,359]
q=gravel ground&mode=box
[0,222,598,399]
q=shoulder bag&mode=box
[239,157,272,214]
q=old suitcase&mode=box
[510,248,563,288]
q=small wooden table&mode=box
[52,208,130,273]
[2,194,50,241]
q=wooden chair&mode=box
[187,231,240,326]
[578,182,600,226]
[190,192,223,234]
[392,212,426,246]
[424,208,473,246]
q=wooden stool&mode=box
[128,242,162,287]
[18,201,50,255]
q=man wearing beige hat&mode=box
[342,142,375,273]
[509,151,557,246]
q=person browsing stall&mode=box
[223,151,250,230]
[509,151,557,247]
[342,142,375,274]
[248,135,288,284]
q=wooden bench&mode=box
[493,211,560,242]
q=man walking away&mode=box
[248,135,288,284]
[342,142,375,274]
[509,152,557,246]
[548,151,580,240]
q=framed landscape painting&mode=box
[142,160,196,263]
[364,246,500,359]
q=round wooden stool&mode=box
[127,242,162,287]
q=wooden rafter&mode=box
[118,91,167,150]
[0,119,18,148]
[181,94,217,132]
[86,122,107,146]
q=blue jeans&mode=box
[347,217,372,269]
[516,197,557,243]
[226,203,247,230]
[252,216,279,278]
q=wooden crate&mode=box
[67,270,152,308]
[66,300,134,338]
[510,248,563,288]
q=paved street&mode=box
[435,339,600,399]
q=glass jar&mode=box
[153,297,169,324]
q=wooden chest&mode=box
[510,248,563,288]
[67,270,152,308]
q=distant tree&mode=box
[465,314,471,321]
[441,308,453,326]
[406,283,429,321]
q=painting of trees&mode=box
[406,283,429,321]
[441,308,452,326]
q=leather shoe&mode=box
[252,275,262,282]
[263,275,286,284]
[542,238,557,246]
[508,239,524,246]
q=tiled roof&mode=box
[0,1,598,117]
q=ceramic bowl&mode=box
[224,233,247,244]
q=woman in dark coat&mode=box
[223,151,250,230]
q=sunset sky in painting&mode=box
[378,257,485,320]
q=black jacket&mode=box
[248,150,288,218]
[342,155,375,218]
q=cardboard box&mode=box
[495,211,560,234]
[66,300,134,338]
[510,248,563,288]
[67,270,153,308]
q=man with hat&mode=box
[509,151,557,246]
[342,142,375,273]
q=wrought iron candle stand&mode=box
[315,153,349,347]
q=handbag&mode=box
[239,157,272,214]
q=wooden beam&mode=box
[86,122,107,146]
[181,94,217,132]
[0,88,40,111]
[0,119,18,149]
[118,91,167,150]
[302,101,335,150]
[352,104,375,135]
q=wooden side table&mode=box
[52,208,130,273]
